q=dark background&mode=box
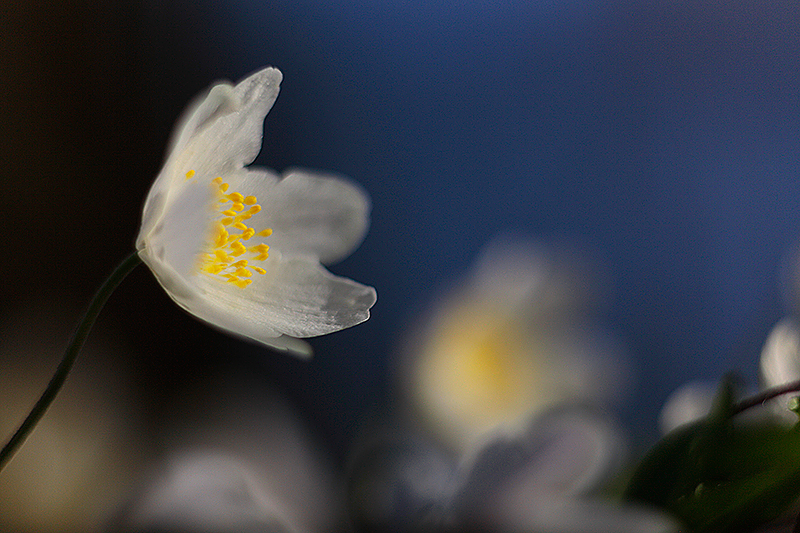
[2,0,799,461]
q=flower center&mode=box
[190,171,273,289]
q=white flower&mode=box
[348,409,677,533]
[399,238,627,453]
[137,67,376,356]
[657,381,716,434]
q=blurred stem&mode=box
[733,379,800,416]
[0,251,142,472]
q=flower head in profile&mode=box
[137,67,376,356]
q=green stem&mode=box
[733,379,800,416]
[0,251,142,472]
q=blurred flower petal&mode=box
[490,494,680,533]
[118,452,297,533]
[347,435,456,532]
[454,409,628,527]
[658,381,717,434]
[111,372,342,533]
[760,317,800,388]
[400,238,627,453]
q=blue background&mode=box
[2,0,799,456]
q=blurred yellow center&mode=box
[420,304,542,420]
[189,171,273,289]
[444,319,533,416]
[460,332,517,405]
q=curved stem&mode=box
[0,251,142,472]
[733,379,800,416]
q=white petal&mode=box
[258,335,314,359]
[138,68,282,251]
[227,168,371,264]
[167,68,281,164]
[155,255,375,348]
[140,177,214,277]
[760,317,800,388]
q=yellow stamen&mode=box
[185,169,196,180]
[196,176,273,288]
[213,224,228,248]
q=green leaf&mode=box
[624,377,800,532]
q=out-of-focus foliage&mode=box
[625,378,800,533]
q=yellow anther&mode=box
[185,169,196,180]
[200,180,272,289]
[214,225,229,248]
[205,264,225,274]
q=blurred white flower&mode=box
[760,317,800,388]
[112,372,343,533]
[348,408,677,533]
[657,381,716,434]
[137,67,376,357]
[400,238,627,453]
[118,452,298,533]
[474,410,676,533]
